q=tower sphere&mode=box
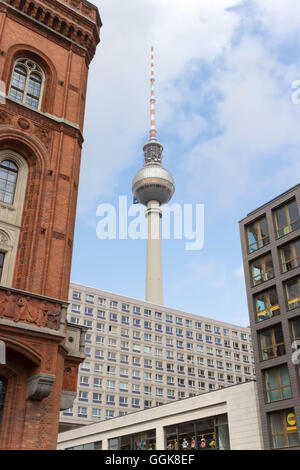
[132,163,175,206]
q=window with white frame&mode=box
[86,294,94,303]
[106,395,115,404]
[79,391,88,400]
[106,410,115,419]
[72,290,81,300]
[78,407,88,416]
[93,378,102,387]
[92,408,101,418]
[71,304,80,313]
[98,297,106,306]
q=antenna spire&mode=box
[150,46,157,140]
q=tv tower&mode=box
[132,47,175,305]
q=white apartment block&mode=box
[59,282,255,430]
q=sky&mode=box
[71,0,300,327]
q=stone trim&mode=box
[27,372,55,400]
[60,390,76,410]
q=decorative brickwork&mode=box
[0,0,101,450]
[0,288,61,329]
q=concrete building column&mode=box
[145,200,163,305]
[155,425,165,450]
[102,438,109,450]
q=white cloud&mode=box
[81,0,300,216]
[78,0,243,213]
[252,0,300,41]
[184,31,300,206]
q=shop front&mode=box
[165,414,230,450]
[109,429,156,450]
[66,441,102,450]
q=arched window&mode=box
[9,59,44,110]
[0,376,7,425]
[0,160,18,205]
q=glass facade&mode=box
[165,414,229,450]
[67,441,102,450]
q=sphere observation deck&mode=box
[132,163,175,206]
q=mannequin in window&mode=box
[182,438,189,450]
[200,438,207,449]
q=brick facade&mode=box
[0,0,101,449]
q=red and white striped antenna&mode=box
[150,46,157,140]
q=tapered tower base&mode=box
[145,201,163,305]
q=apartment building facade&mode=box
[59,282,255,430]
[239,184,300,450]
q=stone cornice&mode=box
[55,0,102,30]
[0,0,100,64]
[0,317,66,338]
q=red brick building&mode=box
[0,0,101,449]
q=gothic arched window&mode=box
[0,160,18,205]
[9,59,44,110]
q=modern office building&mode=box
[59,282,255,431]
[239,184,300,450]
[57,380,263,450]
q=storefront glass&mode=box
[66,441,102,450]
[165,414,230,450]
[108,429,156,450]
